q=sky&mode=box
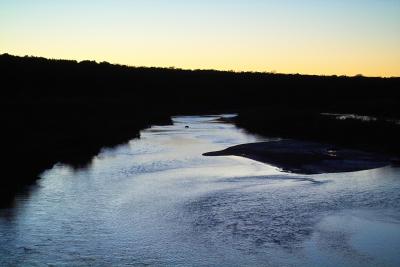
[1,0,399,77]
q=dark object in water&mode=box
[203,140,390,175]
[185,125,190,128]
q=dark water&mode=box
[1,115,400,266]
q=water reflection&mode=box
[1,115,399,266]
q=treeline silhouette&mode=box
[235,108,400,158]
[1,53,400,204]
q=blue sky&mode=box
[1,0,399,76]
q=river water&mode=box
[1,115,400,266]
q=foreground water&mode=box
[1,115,400,266]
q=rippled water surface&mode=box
[1,115,400,266]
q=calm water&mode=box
[1,115,400,266]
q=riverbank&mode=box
[204,140,390,175]
[2,99,172,206]
[1,53,399,205]
[234,108,400,157]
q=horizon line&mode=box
[2,52,399,79]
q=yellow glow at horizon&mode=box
[3,36,398,77]
[1,0,399,77]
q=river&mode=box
[1,115,400,266]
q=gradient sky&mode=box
[1,0,399,76]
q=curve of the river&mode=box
[1,115,400,266]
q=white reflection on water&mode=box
[0,115,400,266]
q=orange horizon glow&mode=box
[1,0,399,77]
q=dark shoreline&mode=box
[2,104,173,207]
[204,140,391,175]
[1,53,399,205]
[234,108,400,158]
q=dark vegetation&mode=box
[235,108,400,158]
[1,53,400,204]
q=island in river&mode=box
[204,139,391,175]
